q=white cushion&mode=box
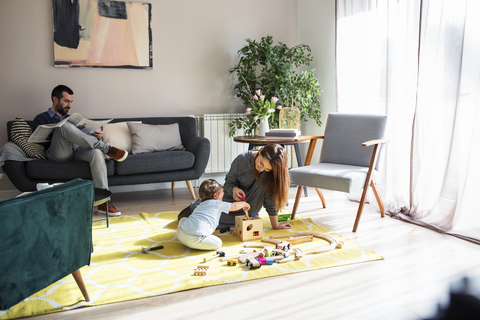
[127,122,184,154]
[103,121,141,153]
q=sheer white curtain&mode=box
[336,0,480,243]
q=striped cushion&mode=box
[11,117,47,160]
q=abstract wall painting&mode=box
[52,0,153,69]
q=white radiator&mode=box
[195,114,249,174]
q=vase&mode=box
[257,116,270,137]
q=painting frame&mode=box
[52,0,153,69]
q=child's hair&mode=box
[199,179,223,200]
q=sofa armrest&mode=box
[4,160,38,192]
[183,136,210,179]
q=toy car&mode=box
[227,259,237,266]
[276,241,291,251]
[245,257,261,270]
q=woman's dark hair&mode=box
[199,179,223,200]
[253,144,290,212]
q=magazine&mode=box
[28,113,112,143]
[264,128,301,140]
[265,131,300,137]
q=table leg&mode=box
[106,200,109,228]
[293,144,308,197]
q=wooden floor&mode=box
[17,186,480,319]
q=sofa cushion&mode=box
[127,122,184,154]
[10,117,47,160]
[115,150,194,175]
[103,121,141,153]
[26,159,115,180]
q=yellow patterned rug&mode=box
[0,211,383,319]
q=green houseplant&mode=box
[228,35,322,136]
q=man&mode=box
[32,85,127,215]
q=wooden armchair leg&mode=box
[72,269,90,302]
[352,185,369,233]
[186,180,196,200]
[370,181,385,217]
[172,181,175,190]
[314,188,326,208]
[353,142,383,232]
[291,186,304,220]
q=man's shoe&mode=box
[107,146,128,162]
[97,201,121,216]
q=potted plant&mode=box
[228,35,322,137]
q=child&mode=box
[177,179,250,251]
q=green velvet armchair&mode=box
[0,178,94,310]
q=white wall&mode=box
[0,0,336,193]
[298,0,337,163]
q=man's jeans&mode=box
[47,122,110,189]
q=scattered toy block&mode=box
[288,236,314,245]
[193,270,207,276]
[196,265,209,269]
[277,213,291,222]
[262,237,282,245]
[193,265,209,276]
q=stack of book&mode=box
[265,129,301,140]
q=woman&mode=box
[179,144,291,230]
[178,144,290,229]
[220,143,291,230]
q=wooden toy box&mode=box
[233,216,263,241]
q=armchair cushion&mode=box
[289,163,379,193]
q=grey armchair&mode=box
[289,113,389,232]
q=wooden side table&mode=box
[93,188,112,227]
[233,135,323,197]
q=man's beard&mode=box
[55,104,68,116]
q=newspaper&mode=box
[27,118,69,143]
[67,113,112,134]
[28,113,113,143]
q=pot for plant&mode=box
[257,116,270,137]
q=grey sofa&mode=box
[5,117,210,198]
